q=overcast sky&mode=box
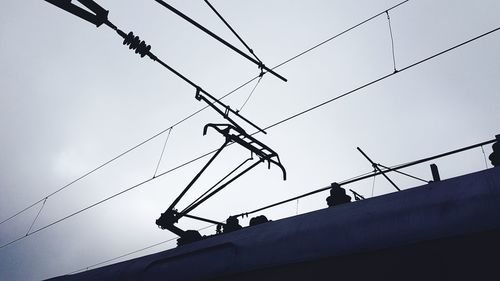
[1,0,499,280]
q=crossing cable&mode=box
[0,0,410,228]
[1,23,498,251]
[203,0,263,64]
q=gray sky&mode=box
[1,0,499,280]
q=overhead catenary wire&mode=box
[68,223,217,274]
[259,26,500,132]
[1,24,498,251]
[0,0,410,228]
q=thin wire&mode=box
[203,0,262,64]
[26,198,47,236]
[386,10,398,72]
[68,223,216,274]
[1,25,498,251]
[69,239,176,274]
[371,172,377,197]
[154,127,173,178]
[481,145,489,169]
[239,74,264,112]
[377,163,429,183]
[0,0,410,228]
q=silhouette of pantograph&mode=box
[156,89,286,245]
[44,0,287,246]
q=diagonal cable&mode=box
[203,0,262,64]
[26,198,47,236]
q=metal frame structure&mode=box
[155,121,286,244]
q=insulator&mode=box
[489,141,499,167]
[222,216,242,233]
[123,31,151,58]
[249,215,269,226]
[326,182,351,207]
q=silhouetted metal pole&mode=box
[153,0,287,82]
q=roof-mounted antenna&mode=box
[357,147,401,191]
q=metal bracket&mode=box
[45,0,109,27]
